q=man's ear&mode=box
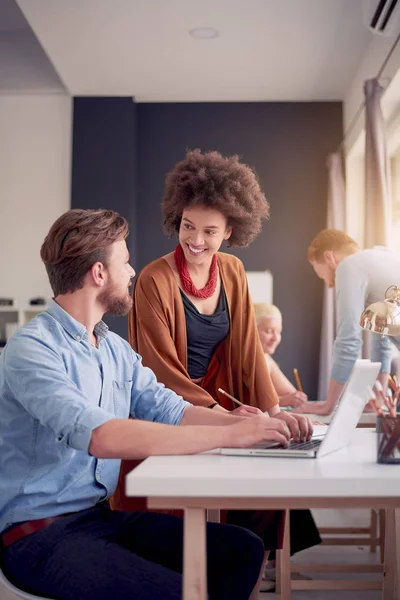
[323,250,337,268]
[91,262,107,287]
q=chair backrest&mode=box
[245,269,273,304]
[0,568,52,600]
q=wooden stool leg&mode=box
[249,551,269,600]
[276,509,291,600]
[379,509,386,564]
[206,509,220,523]
[370,509,377,552]
[395,508,400,600]
[382,509,396,600]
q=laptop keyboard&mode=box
[287,439,322,451]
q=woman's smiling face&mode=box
[257,316,282,355]
[178,206,232,265]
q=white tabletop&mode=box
[126,430,400,500]
[305,411,376,426]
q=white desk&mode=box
[304,411,376,427]
[126,430,400,600]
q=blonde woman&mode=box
[254,303,307,409]
[254,302,321,583]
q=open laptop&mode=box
[221,359,381,458]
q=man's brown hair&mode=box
[41,209,129,296]
[307,229,359,263]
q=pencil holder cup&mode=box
[377,416,400,464]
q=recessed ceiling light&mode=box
[189,27,219,39]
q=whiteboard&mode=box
[246,270,273,304]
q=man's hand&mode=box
[292,401,332,416]
[274,411,313,441]
[226,415,291,449]
[279,391,308,409]
[293,380,343,416]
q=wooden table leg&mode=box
[183,507,207,600]
[382,509,396,600]
[276,509,291,600]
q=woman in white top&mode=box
[254,303,321,584]
[254,303,307,410]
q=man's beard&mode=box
[99,286,133,316]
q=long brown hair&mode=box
[41,209,129,296]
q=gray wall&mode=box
[136,102,343,399]
[71,97,138,339]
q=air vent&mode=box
[365,0,400,35]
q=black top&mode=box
[181,286,230,380]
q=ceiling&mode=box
[0,0,28,32]
[13,0,377,101]
[0,0,65,93]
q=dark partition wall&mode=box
[71,97,137,339]
[71,99,342,396]
[136,102,343,398]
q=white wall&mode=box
[0,93,72,308]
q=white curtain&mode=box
[362,78,393,359]
[364,78,392,248]
[317,153,346,400]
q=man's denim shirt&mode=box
[0,300,190,533]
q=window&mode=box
[390,150,400,252]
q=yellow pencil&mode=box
[217,388,244,407]
[293,368,303,393]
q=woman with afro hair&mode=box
[130,149,299,416]
[112,150,318,591]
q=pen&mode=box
[217,388,244,407]
[293,368,303,393]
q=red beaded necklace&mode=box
[174,244,218,299]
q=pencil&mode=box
[217,388,244,407]
[388,375,397,393]
[293,368,303,393]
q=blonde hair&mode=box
[307,229,359,263]
[253,303,282,326]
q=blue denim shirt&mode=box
[0,300,190,533]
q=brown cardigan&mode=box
[128,252,278,411]
[111,252,278,512]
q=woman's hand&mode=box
[230,405,264,418]
[292,401,332,416]
[363,400,376,413]
[279,390,308,409]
